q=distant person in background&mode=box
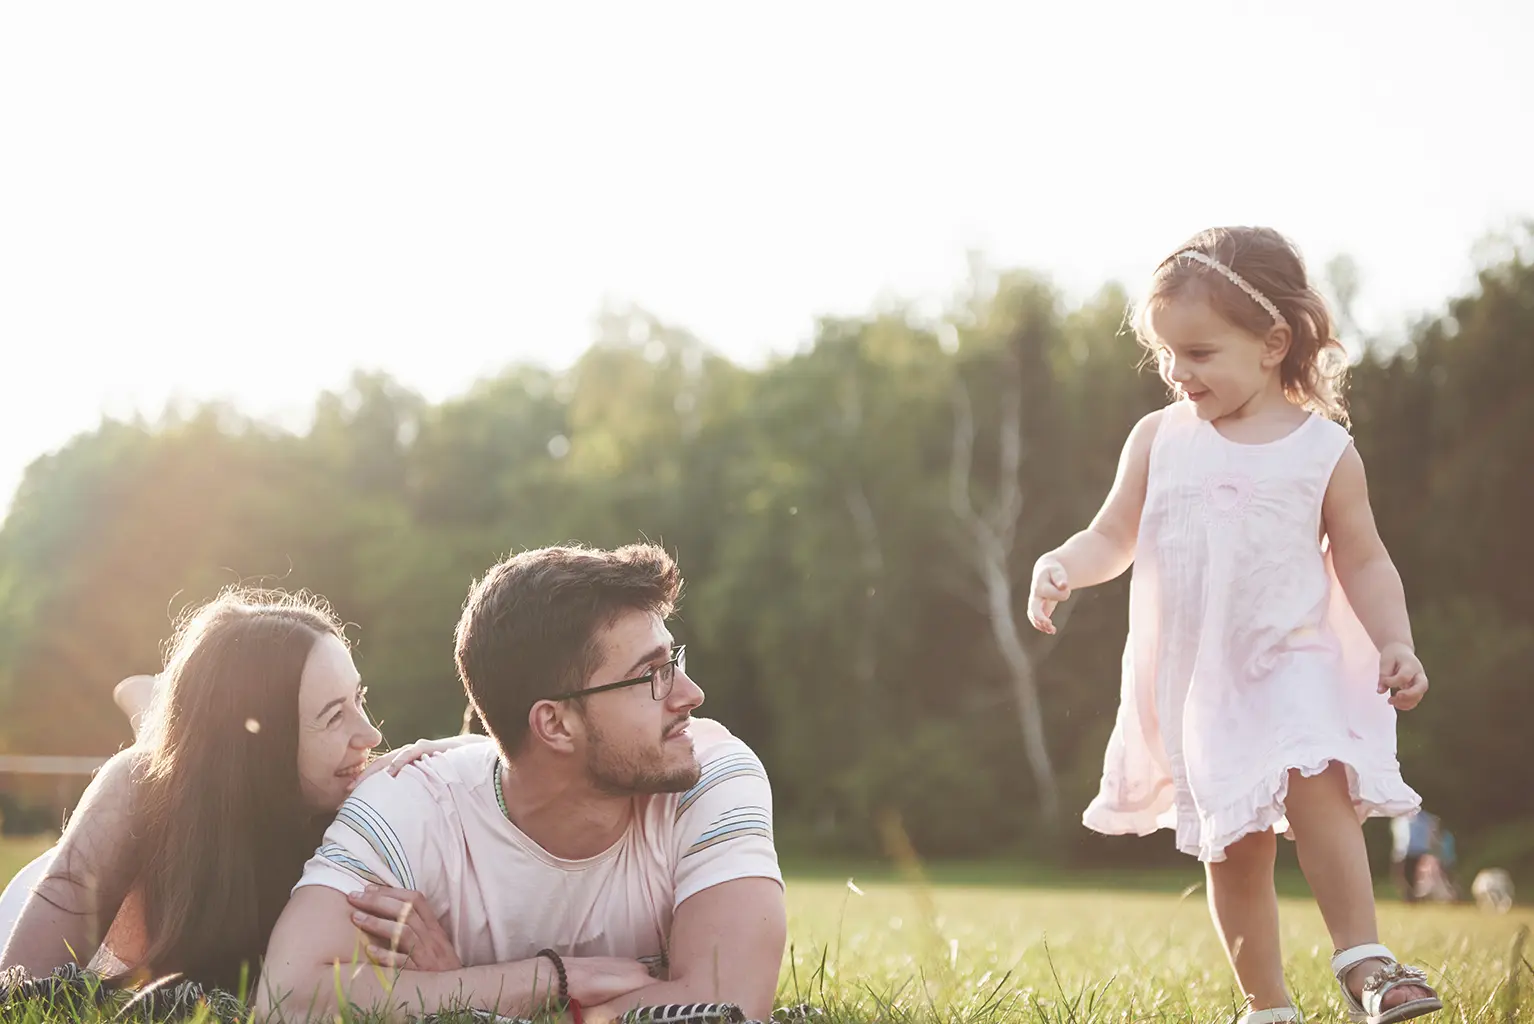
[1029,226,1441,1024]
[1437,828,1457,884]
[0,588,466,992]
[1391,810,1437,902]
[1416,818,1459,903]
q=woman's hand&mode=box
[347,885,462,971]
[355,734,486,789]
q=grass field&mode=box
[3,837,1531,1022]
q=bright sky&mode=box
[2,2,1531,515]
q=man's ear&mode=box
[527,699,581,754]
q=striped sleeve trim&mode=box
[682,807,773,858]
[316,842,389,886]
[675,749,767,821]
[334,797,415,891]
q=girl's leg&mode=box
[1285,764,1434,1007]
[1207,828,1290,1010]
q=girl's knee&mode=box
[1215,828,1277,869]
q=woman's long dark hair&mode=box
[127,587,346,993]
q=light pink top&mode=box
[1083,400,1419,861]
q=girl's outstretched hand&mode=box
[1028,559,1071,635]
[1378,642,1429,709]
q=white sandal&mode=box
[1237,1007,1302,1024]
[1330,944,1443,1024]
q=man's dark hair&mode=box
[454,543,682,754]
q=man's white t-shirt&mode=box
[293,718,781,970]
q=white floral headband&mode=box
[1173,250,1289,330]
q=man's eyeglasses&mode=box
[544,646,686,703]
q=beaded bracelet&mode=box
[535,948,582,1024]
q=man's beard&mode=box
[583,718,701,796]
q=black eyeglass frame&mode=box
[541,645,686,703]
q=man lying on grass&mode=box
[257,544,786,1023]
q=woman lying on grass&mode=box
[0,586,469,995]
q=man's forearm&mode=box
[259,958,562,1022]
[586,877,787,1024]
[585,974,773,1024]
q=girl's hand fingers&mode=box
[1389,673,1428,710]
[1379,650,1424,697]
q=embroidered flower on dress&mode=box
[1201,472,1254,523]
